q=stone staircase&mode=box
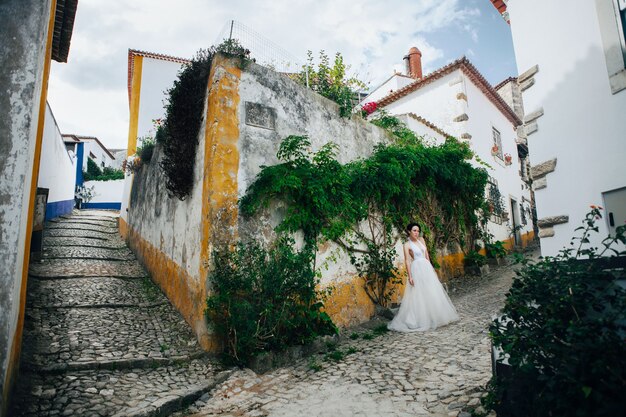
[9,210,229,417]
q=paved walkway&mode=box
[10,211,227,417]
[10,209,536,417]
[172,252,538,417]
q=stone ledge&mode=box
[531,158,557,179]
[524,107,544,124]
[538,227,555,238]
[525,122,538,136]
[26,352,209,374]
[453,113,469,122]
[520,78,535,91]
[533,177,547,190]
[518,64,539,83]
[114,371,232,417]
[537,215,569,228]
[460,133,472,140]
[456,92,467,101]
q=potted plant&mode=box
[491,145,499,156]
[504,153,513,165]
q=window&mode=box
[492,127,503,160]
[596,0,626,93]
[101,161,105,168]
[487,176,506,225]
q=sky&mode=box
[47,0,517,151]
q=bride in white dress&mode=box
[388,223,459,332]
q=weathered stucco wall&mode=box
[236,60,394,327]
[0,0,54,414]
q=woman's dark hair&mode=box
[405,222,420,235]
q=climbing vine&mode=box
[158,40,252,200]
[241,131,488,305]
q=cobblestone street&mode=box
[173,254,537,417]
[10,210,537,417]
[10,211,227,417]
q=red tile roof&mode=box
[402,113,453,139]
[489,0,509,23]
[377,57,522,127]
[127,49,190,104]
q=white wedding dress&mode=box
[388,239,459,332]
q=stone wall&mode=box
[0,0,54,414]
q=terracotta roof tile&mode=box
[400,113,454,139]
[377,57,522,127]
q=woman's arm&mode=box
[404,243,414,286]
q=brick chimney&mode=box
[404,47,423,79]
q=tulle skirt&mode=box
[388,258,459,332]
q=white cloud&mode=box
[48,0,484,149]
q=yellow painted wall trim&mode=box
[200,55,241,282]
[4,0,58,412]
[127,56,143,157]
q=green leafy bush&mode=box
[463,250,486,267]
[293,50,366,117]
[484,240,507,259]
[83,158,124,181]
[485,207,626,417]
[205,236,337,366]
[137,136,156,164]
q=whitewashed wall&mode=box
[84,179,124,205]
[398,113,449,145]
[463,73,533,242]
[38,103,76,218]
[81,139,116,171]
[363,73,416,105]
[508,0,626,255]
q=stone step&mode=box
[29,259,146,279]
[43,236,127,249]
[46,223,119,233]
[42,246,135,261]
[49,218,117,226]
[21,305,203,369]
[9,361,231,417]
[27,276,166,309]
[45,228,119,239]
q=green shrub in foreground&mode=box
[485,207,626,417]
[205,237,337,366]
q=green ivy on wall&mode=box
[241,126,488,305]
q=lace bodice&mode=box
[408,239,426,260]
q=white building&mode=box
[62,134,117,172]
[120,49,189,221]
[491,0,626,256]
[37,103,76,219]
[363,48,534,248]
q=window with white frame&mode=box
[596,0,626,93]
[492,127,503,160]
